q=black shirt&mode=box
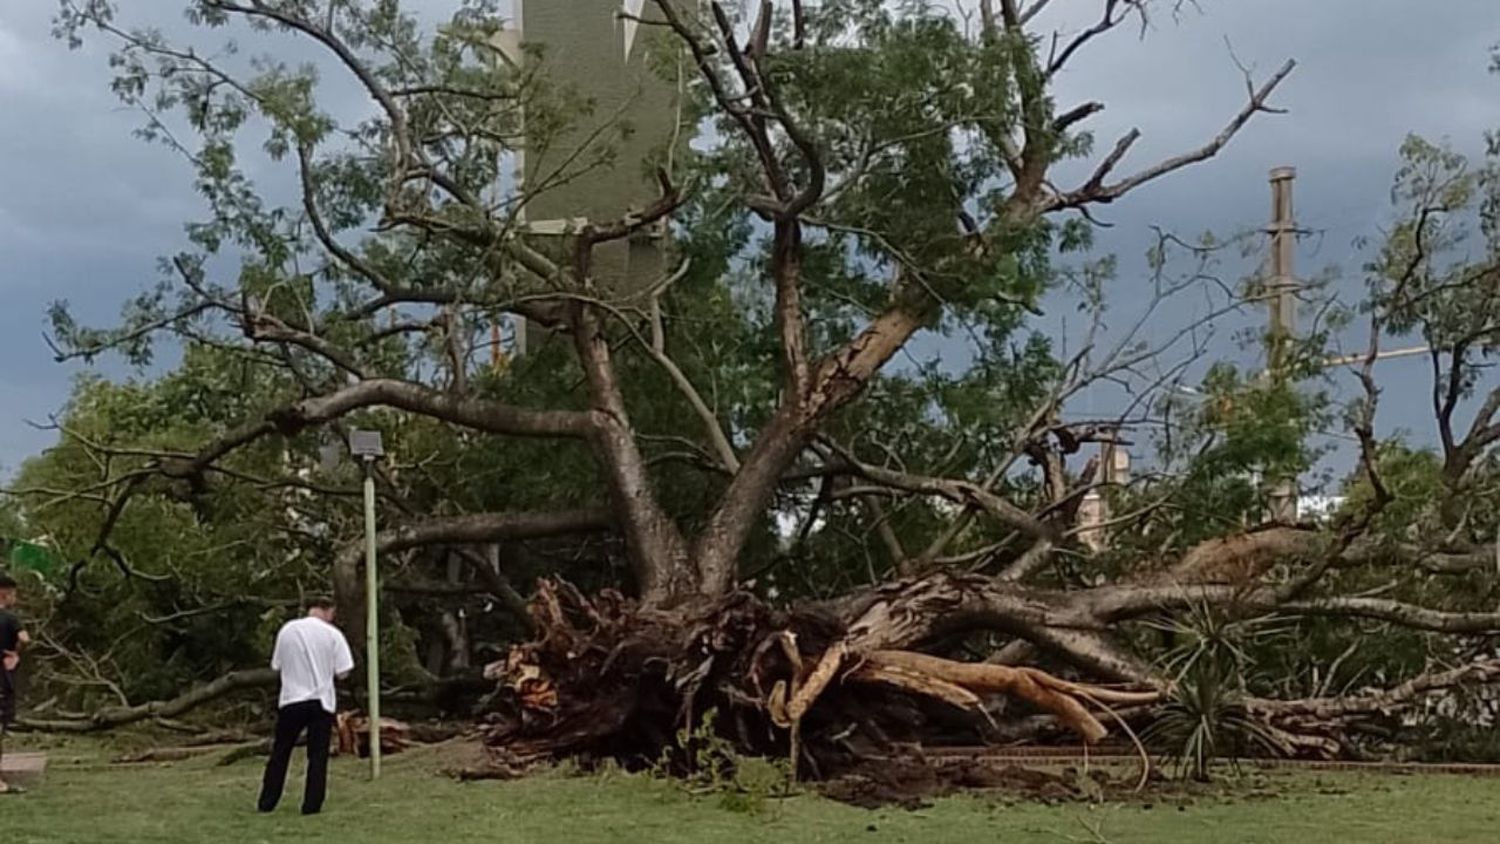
[0,608,21,654]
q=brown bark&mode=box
[695,303,931,595]
[1162,526,1321,584]
[268,378,594,440]
[695,409,810,594]
[571,305,695,604]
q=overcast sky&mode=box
[1,1,1497,481]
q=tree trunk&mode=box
[694,408,810,595]
[571,304,696,605]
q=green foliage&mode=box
[1409,715,1500,764]
[1144,605,1288,782]
[652,708,795,815]
[1173,366,1329,526]
[38,0,1093,613]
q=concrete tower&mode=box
[496,1,683,353]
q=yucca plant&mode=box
[1143,659,1285,781]
[1142,603,1289,782]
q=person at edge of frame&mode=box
[0,572,31,796]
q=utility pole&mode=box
[1266,166,1299,523]
[1072,169,1434,542]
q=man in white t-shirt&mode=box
[258,597,355,815]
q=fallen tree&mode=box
[477,578,1157,775]
[19,0,1500,780]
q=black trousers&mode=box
[0,669,12,780]
[258,700,334,814]
[0,668,16,726]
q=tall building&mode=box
[494,1,684,353]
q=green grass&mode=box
[7,737,1500,843]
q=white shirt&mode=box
[271,616,355,713]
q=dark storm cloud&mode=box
[0,1,1495,472]
[1020,0,1499,457]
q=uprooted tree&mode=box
[12,0,1500,773]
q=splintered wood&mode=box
[481,578,1162,779]
[334,713,412,757]
[842,649,1157,744]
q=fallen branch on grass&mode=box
[17,669,279,733]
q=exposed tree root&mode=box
[334,713,415,757]
[478,580,1159,778]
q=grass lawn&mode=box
[5,735,1499,843]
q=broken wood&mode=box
[112,746,229,764]
[477,578,1159,778]
[334,712,413,757]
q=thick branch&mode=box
[1251,658,1500,722]
[571,305,694,602]
[266,378,593,439]
[18,669,278,733]
[1274,597,1500,634]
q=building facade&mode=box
[496,1,684,353]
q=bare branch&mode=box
[18,669,278,733]
[48,302,215,363]
[1047,59,1296,211]
[1020,0,1058,25]
[1251,658,1500,722]
[1275,597,1500,635]
[828,447,1054,543]
[1045,0,1138,78]
[296,142,400,295]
